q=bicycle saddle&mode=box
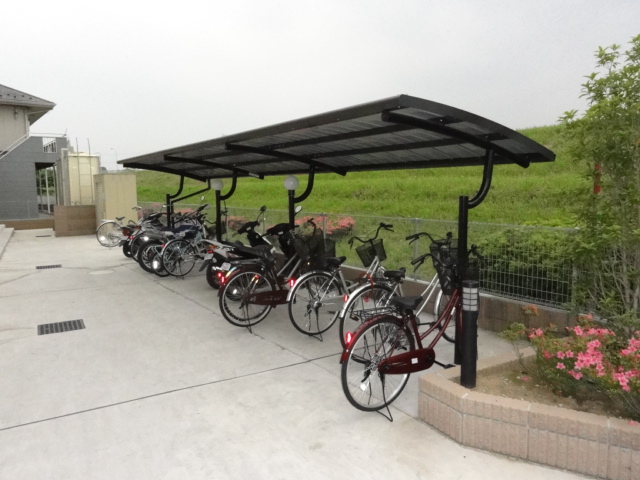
[390,295,423,311]
[325,256,346,268]
[384,268,406,281]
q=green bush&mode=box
[477,227,574,306]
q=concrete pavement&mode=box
[0,229,590,479]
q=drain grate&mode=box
[36,264,62,270]
[38,320,85,335]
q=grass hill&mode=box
[131,125,586,227]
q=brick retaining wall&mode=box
[418,349,640,479]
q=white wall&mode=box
[0,105,28,151]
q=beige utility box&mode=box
[94,173,138,226]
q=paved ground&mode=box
[0,229,591,479]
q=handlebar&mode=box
[348,222,394,248]
[405,231,452,245]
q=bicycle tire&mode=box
[205,264,224,289]
[433,290,456,343]
[137,240,163,273]
[96,221,121,248]
[130,234,146,259]
[288,271,344,336]
[218,270,274,327]
[122,241,132,258]
[162,239,197,277]
[151,251,171,277]
[341,315,415,412]
[338,283,396,349]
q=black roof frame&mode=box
[119,94,554,182]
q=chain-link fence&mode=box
[138,202,576,308]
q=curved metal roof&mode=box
[119,94,555,181]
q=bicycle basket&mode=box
[292,235,310,260]
[356,238,386,267]
[430,238,458,295]
[323,238,336,258]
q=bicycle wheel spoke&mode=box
[341,317,414,411]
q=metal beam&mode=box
[224,143,347,176]
[164,155,264,179]
[381,111,530,168]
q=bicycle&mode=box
[158,204,217,277]
[339,235,481,417]
[217,216,329,330]
[95,206,142,247]
[285,222,394,338]
[336,232,454,349]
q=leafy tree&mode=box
[561,34,640,337]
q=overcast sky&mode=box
[3,0,639,170]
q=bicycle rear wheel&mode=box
[96,221,121,247]
[219,270,274,327]
[288,272,344,336]
[338,283,396,349]
[341,316,415,411]
[162,239,197,277]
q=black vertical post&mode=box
[461,280,479,388]
[165,193,173,228]
[455,195,469,365]
[215,190,222,241]
[288,189,296,228]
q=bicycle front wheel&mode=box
[96,221,121,247]
[288,272,344,336]
[433,290,456,343]
[341,316,415,411]
[218,270,274,327]
[162,239,197,277]
[338,283,396,349]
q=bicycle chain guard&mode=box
[378,347,435,375]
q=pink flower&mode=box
[565,350,574,358]
[556,351,566,359]
[543,351,552,360]
[573,326,584,336]
[569,370,583,380]
[557,362,566,370]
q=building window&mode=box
[42,137,57,153]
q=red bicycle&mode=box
[339,236,480,416]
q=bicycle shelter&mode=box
[119,94,555,385]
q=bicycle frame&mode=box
[221,251,305,306]
[340,288,461,374]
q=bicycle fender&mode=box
[285,269,331,302]
[217,265,261,297]
[337,281,388,319]
[339,313,398,363]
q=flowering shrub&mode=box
[526,315,640,420]
[296,215,355,239]
[226,216,249,232]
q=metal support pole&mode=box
[215,190,223,241]
[461,280,479,388]
[288,189,296,228]
[455,195,469,365]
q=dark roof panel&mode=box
[119,95,554,180]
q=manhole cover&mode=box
[89,269,115,275]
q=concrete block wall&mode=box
[54,205,96,237]
[418,349,640,480]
